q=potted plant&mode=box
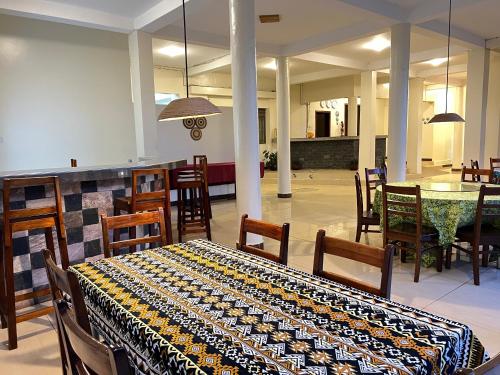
[263,150,278,171]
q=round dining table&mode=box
[373,180,500,248]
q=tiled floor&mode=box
[1,166,499,374]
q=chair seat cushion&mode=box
[456,224,500,243]
[389,222,439,241]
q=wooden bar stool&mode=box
[112,168,173,247]
[0,176,69,350]
[176,158,211,242]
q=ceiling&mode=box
[45,0,164,18]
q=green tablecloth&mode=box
[373,181,500,246]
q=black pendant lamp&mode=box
[428,0,465,124]
[158,0,221,122]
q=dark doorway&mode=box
[344,103,361,136]
[315,111,331,137]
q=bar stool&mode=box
[176,157,211,242]
[113,168,173,246]
[0,176,69,350]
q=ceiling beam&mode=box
[0,0,133,33]
[486,38,500,50]
[188,55,231,76]
[416,20,485,48]
[417,63,467,78]
[333,0,407,22]
[295,52,367,70]
[408,0,489,24]
[290,68,357,85]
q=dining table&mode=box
[69,239,487,375]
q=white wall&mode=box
[307,99,347,137]
[0,15,136,171]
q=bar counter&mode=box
[0,159,186,293]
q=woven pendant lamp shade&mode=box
[158,97,221,121]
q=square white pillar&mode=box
[407,78,424,174]
[359,71,377,175]
[348,96,358,136]
[464,48,490,167]
[128,30,158,160]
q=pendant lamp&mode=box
[428,0,465,124]
[158,0,221,122]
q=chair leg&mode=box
[4,242,17,349]
[481,244,490,267]
[401,248,407,263]
[202,187,212,241]
[414,248,422,283]
[113,206,121,242]
[445,246,452,269]
[177,189,183,243]
[436,247,443,273]
[472,244,480,286]
[128,226,137,254]
[0,230,7,329]
[355,223,362,243]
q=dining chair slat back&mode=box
[471,160,480,182]
[237,214,290,265]
[313,230,394,299]
[455,352,500,374]
[354,173,380,242]
[101,208,168,257]
[55,299,131,375]
[365,167,387,211]
[461,167,493,183]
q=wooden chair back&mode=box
[461,167,492,183]
[456,353,500,374]
[130,168,171,212]
[470,160,480,182]
[237,214,290,265]
[471,185,500,245]
[101,208,168,257]
[313,230,394,298]
[490,157,500,172]
[354,172,364,217]
[2,176,69,268]
[382,184,422,244]
[42,249,91,333]
[55,299,131,375]
[365,167,387,211]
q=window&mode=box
[258,108,266,144]
[155,93,179,105]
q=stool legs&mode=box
[4,238,17,349]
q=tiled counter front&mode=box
[291,136,387,169]
[0,160,186,295]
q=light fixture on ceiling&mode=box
[428,0,465,124]
[158,0,221,122]
[158,45,185,57]
[425,57,448,67]
[362,36,390,52]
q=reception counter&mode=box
[0,159,186,293]
[291,136,387,169]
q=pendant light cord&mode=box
[445,0,452,114]
[183,0,189,98]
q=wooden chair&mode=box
[313,230,394,299]
[55,299,132,375]
[470,160,480,182]
[101,208,168,258]
[382,184,442,283]
[461,167,492,183]
[447,185,500,285]
[237,214,290,265]
[456,353,500,374]
[490,157,500,184]
[354,172,380,242]
[113,168,173,246]
[0,176,69,350]
[42,249,91,375]
[365,167,387,211]
[176,157,211,242]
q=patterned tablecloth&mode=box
[70,240,486,375]
[373,181,500,246]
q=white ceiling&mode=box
[40,0,164,18]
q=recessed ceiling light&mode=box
[425,58,448,66]
[263,60,277,70]
[362,36,390,52]
[158,45,184,57]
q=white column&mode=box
[276,56,292,198]
[348,96,358,136]
[407,78,424,174]
[229,0,262,242]
[128,30,158,160]
[464,48,490,167]
[452,86,465,169]
[484,54,500,162]
[359,71,377,176]
[387,23,411,182]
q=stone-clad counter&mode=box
[0,159,186,294]
[291,136,387,169]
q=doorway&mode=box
[344,103,361,136]
[315,111,331,137]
